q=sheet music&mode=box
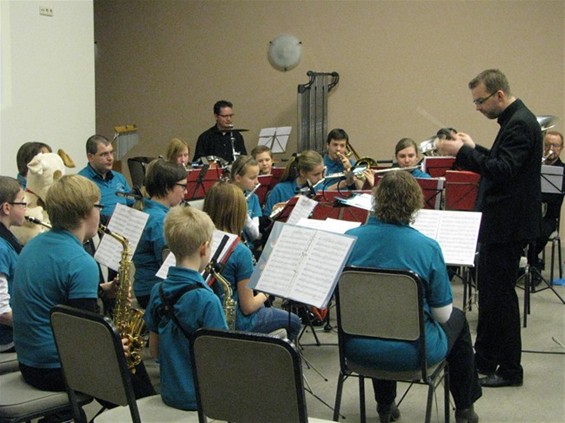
[335,193,373,211]
[248,224,356,308]
[258,126,291,153]
[296,217,361,234]
[286,195,318,225]
[94,204,149,271]
[156,230,239,279]
[411,209,482,266]
[541,164,564,194]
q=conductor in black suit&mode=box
[193,100,247,164]
[438,69,542,388]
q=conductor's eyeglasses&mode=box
[473,91,497,106]
[218,114,234,118]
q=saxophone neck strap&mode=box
[158,282,203,340]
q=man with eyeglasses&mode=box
[78,134,133,223]
[192,100,247,164]
[534,131,565,270]
[438,69,542,388]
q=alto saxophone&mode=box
[205,260,237,331]
[99,225,145,371]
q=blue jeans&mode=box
[252,307,302,341]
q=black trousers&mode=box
[20,361,156,404]
[372,308,482,410]
[474,241,525,381]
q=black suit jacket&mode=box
[456,99,542,244]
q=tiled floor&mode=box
[84,265,565,423]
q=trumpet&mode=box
[542,148,555,164]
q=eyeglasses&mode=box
[9,202,27,208]
[175,183,188,190]
[93,204,105,210]
[217,114,234,118]
[473,91,497,106]
[545,143,563,149]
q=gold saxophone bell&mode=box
[206,260,237,331]
[98,224,145,372]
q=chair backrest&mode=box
[127,156,154,189]
[335,267,427,376]
[50,305,141,422]
[191,329,308,423]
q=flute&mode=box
[245,183,261,200]
[24,216,52,229]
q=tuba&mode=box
[99,225,145,371]
[205,260,237,331]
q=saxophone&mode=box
[99,225,145,372]
[206,260,237,331]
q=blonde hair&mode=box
[46,175,100,231]
[203,181,246,235]
[374,171,423,225]
[165,138,190,163]
[165,205,214,259]
[281,150,323,182]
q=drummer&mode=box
[394,138,431,178]
[192,100,247,164]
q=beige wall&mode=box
[94,0,564,169]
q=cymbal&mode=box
[217,127,249,132]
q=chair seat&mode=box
[0,371,91,421]
[0,352,18,375]
[95,394,198,423]
[348,359,446,381]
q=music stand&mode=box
[422,156,456,177]
[258,127,291,154]
[416,177,445,210]
[444,170,480,211]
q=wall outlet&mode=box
[39,7,53,17]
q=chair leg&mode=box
[333,372,345,421]
[444,367,450,423]
[425,382,434,423]
[359,376,366,423]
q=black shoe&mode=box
[455,406,479,423]
[377,402,400,423]
[479,373,522,387]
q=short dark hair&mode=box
[16,142,52,176]
[374,171,423,225]
[86,134,110,155]
[214,100,233,115]
[0,176,21,205]
[327,128,349,144]
[251,145,272,158]
[144,159,187,198]
[468,69,511,96]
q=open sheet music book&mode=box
[156,230,239,280]
[296,217,361,234]
[258,126,291,153]
[94,203,149,271]
[248,222,356,308]
[411,209,482,266]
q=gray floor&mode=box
[86,263,565,423]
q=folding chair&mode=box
[333,267,450,423]
[50,305,197,423]
[0,352,18,375]
[191,329,334,423]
